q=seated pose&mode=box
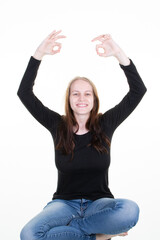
[17,30,147,240]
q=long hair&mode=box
[55,76,110,160]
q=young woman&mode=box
[17,30,147,240]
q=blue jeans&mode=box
[20,198,140,240]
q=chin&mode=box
[75,110,92,116]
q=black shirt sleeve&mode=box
[17,56,61,134]
[101,59,147,133]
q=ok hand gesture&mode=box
[34,30,66,60]
[91,33,130,65]
[91,34,122,58]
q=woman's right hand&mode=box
[33,30,66,60]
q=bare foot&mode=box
[118,232,128,236]
[96,232,128,240]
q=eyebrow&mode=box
[71,90,93,93]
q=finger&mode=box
[91,34,106,42]
[52,30,62,38]
[47,30,57,39]
[92,34,111,42]
[48,30,62,40]
[54,35,67,41]
[96,44,105,52]
[96,45,106,57]
[97,52,106,57]
[52,43,61,54]
[52,46,62,54]
[103,34,112,40]
[106,34,111,39]
[53,42,61,48]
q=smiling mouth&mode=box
[76,104,88,107]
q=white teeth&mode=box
[77,104,87,106]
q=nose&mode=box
[78,94,85,101]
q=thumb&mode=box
[96,45,106,56]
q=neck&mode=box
[73,113,89,133]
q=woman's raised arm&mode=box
[91,34,147,132]
[17,30,66,133]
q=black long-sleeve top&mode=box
[17,56,147,201]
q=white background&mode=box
[0,0,159,239]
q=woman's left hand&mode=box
[92,34,130,66]
[91,34,122,58]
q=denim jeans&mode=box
[20,197,140,240]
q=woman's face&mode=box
[69,79,94,118]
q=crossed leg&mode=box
[69,198,140,239]
[20,198,139,240]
